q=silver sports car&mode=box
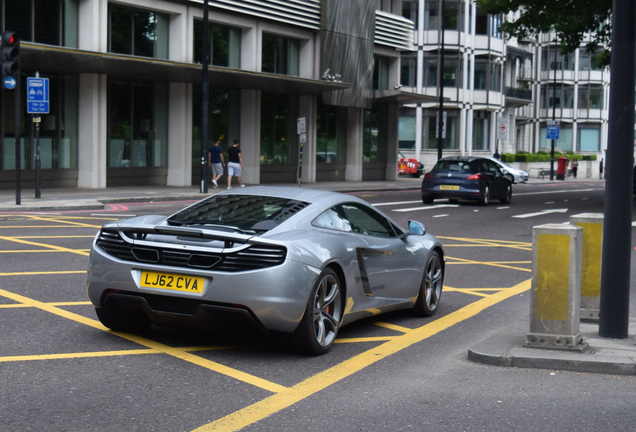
[87,187,445,355]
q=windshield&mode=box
[168,195,310,233]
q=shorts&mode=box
[211,163,223,176]
[227,162,242,177]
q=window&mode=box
[363,108,383,163]
[442,56,460,87]
[108,80,168,168]
[109,5,169,59]
[316,104,344,164]
[473,116,489,151]
[400,54,417,87]
[474,61,487,90]
[399,108,416,150]
[425,112,458,150]
[260,93,298,165]
[4,0,78,47]
[373,56,390,90]
[193,21,241,67]
[424,56,438,87]
[313,204,400,238]
[262,33,299,75]
[579,127,600,152]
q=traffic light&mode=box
[1,31,20,90]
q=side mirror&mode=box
[408,220,426,236]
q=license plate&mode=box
[140,271,205,293]
[440,185,459,191]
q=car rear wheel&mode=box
[413,251,444,317]
[423,196,434,204]
[479,185,490,206]
[290,268,343,355]
[95,307,151,332]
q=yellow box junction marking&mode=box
[193,279,531,432]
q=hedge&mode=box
[501,153,597,163]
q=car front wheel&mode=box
[290,268,343,355]
[500,184,512,204]
[479,185,490,206]
[413,251,444,317]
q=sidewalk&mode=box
[1,175,631,376]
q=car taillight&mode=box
[424,172,434,179]
[466,174,482,180]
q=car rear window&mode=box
[434,160,474,173]
[168,195,309,232]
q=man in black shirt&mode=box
[227,139,245,189]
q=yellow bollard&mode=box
[570,213,603,321]
[527,223,586,350]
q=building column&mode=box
[298,95,317,183]
[385,103,399,179]
[345,107,363,181]
[240,89,261,185]
[167,82,192,186]
[77,73,107,189]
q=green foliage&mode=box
[476,0,612,66]
[502,153,596,162]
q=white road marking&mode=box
[372,200,421,207]
[432,214,449,218]
[514,188,598,196]
[512,209,568,219]
[393,204,460,213]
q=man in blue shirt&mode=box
[208,139,225,188]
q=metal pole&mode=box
[550,40,557,180]
[599,0,635,339]
[437,0,445,161]
[200,0,210,194]
[34,115,41,198]
[14,66,20,205]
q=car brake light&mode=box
[466,174,482,180]
[424,173,434,179]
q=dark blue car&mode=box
[421,156,512,205]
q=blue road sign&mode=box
[27,77,49,114]
[546,125,560,140]
[3,75,16,90]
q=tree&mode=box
[476,0,612,64]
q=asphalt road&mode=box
[1,181,635,432]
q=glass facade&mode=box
[472,115,489,151]
[107,80,168,169]
[192,88,241,174]
[1,73,78,170]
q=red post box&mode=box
[556,156,569,180]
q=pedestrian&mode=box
[208,138,225,188]
[226,139,245,189]
[571,158,579,178]
[599,158,603,179]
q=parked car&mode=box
[421,156,512,205]
[487,157,529,183]
[398,153,424,178]
[87,186,445,355]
